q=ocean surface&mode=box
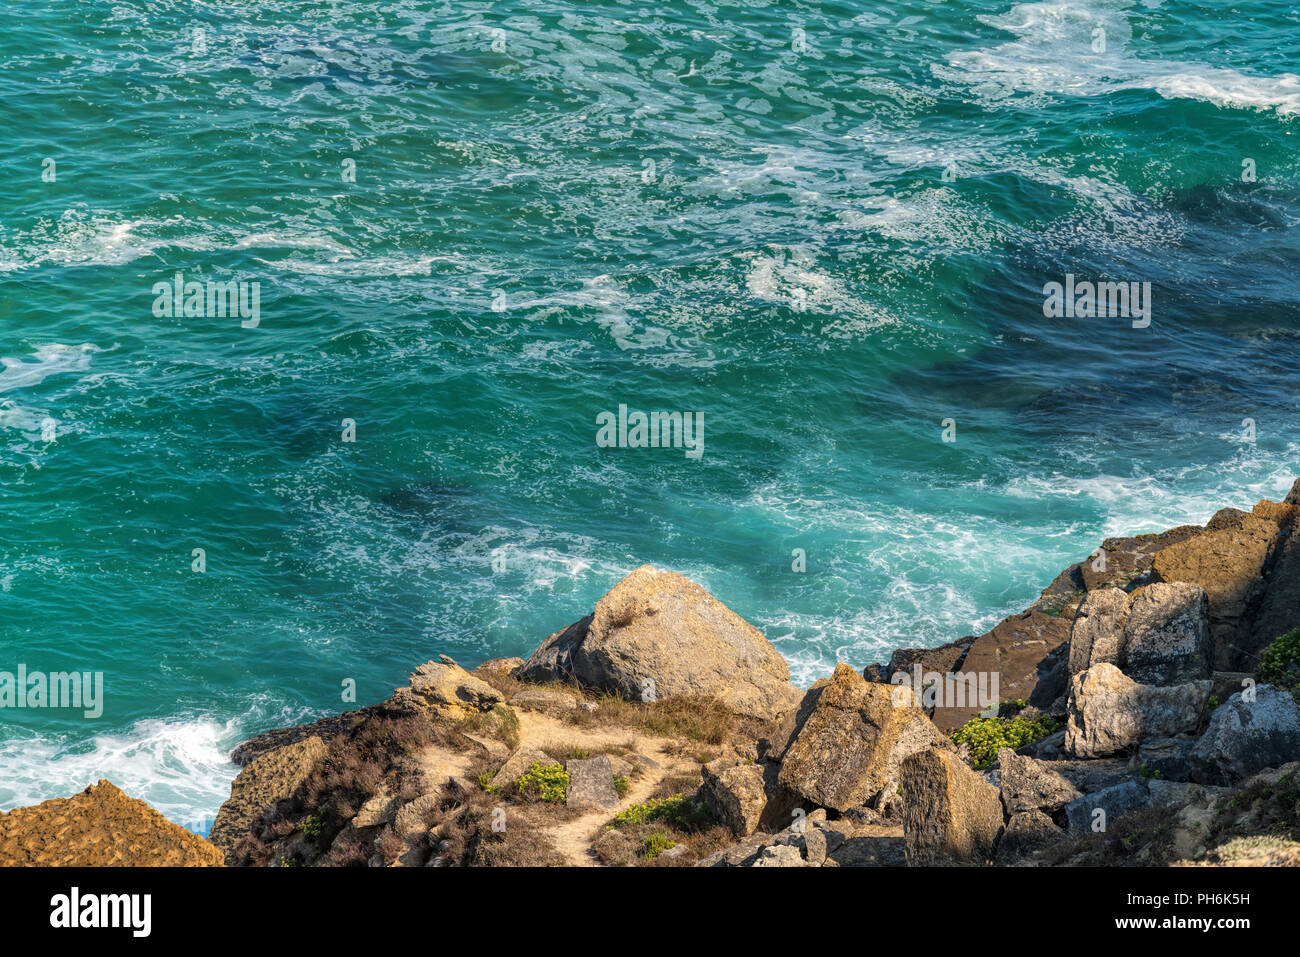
[1,0,1298,833]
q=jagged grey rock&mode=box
[997,747,1082,813]
[1068,583,1211,685]
[1065,663,1211,758]
[1065,779,1150,834]
[777,664,945,813]
[565,755,620,810]
[1191,685,1300,783]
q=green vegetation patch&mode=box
[949,712,1059,770]
[1257,628,1300,691]
[643,833,677,860]
[611,793,709,830]
[516,762,569,803]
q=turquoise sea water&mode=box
[2,0,1299,832]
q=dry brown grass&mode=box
[230,711,461,867]
[436,773,571,866]
[535,740,638,763]
[1037,806,1180,867]
[457,703,521,750]
[475,669,771,749]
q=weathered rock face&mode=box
[1151,513,1280,670]
[928,610,1070,732]
[1065,663,1211,758]
[872,637,976,688]
[395,656,505,719]
[518,565,802,720]
[1067,587,1127,676]
[1064,779,1150,834]
[393,794,441,838]
[566,756,620,810]
[1067,583,1212,685]
[901,747,1003,866]
[1077,527,1203,592]
[701,760,766,836]
[1250,533,1300,655]
[1191,685,1300,783]
[701,758,800,836]
[0,781,224,867]
[997,748,1081,814]
[765,679,830,762]
[210,735,327,861]
[472,657,525,681]
[352,789,399,828]
[1123,584,1214,683]
[777,664,944,813]
[752,843,805,867]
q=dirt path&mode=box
[414,742,478,791]
[513,710,698,866]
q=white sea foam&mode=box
[258,252,466,277]
[0,211,357,274]
[940,0,1300,117]
[0,344,98,395]
[742,247,897,333]
[1001,448,1300,539]
[0,710,296,835]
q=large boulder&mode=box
[518,565,801,720]
[901,747,1004,866]
[1191,685,1300,783]
[777,664,945,813]
[1067,583,1212,685]
[1065,663,1211,758]
[210,735,328,861]
[701,760,766,837]
[997,748,1081,813]
[701,758,801,836]
[0,781,224,867]
[1066,587,1127,677]
[1151,513,1281,670]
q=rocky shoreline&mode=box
[4,482,1300,867]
